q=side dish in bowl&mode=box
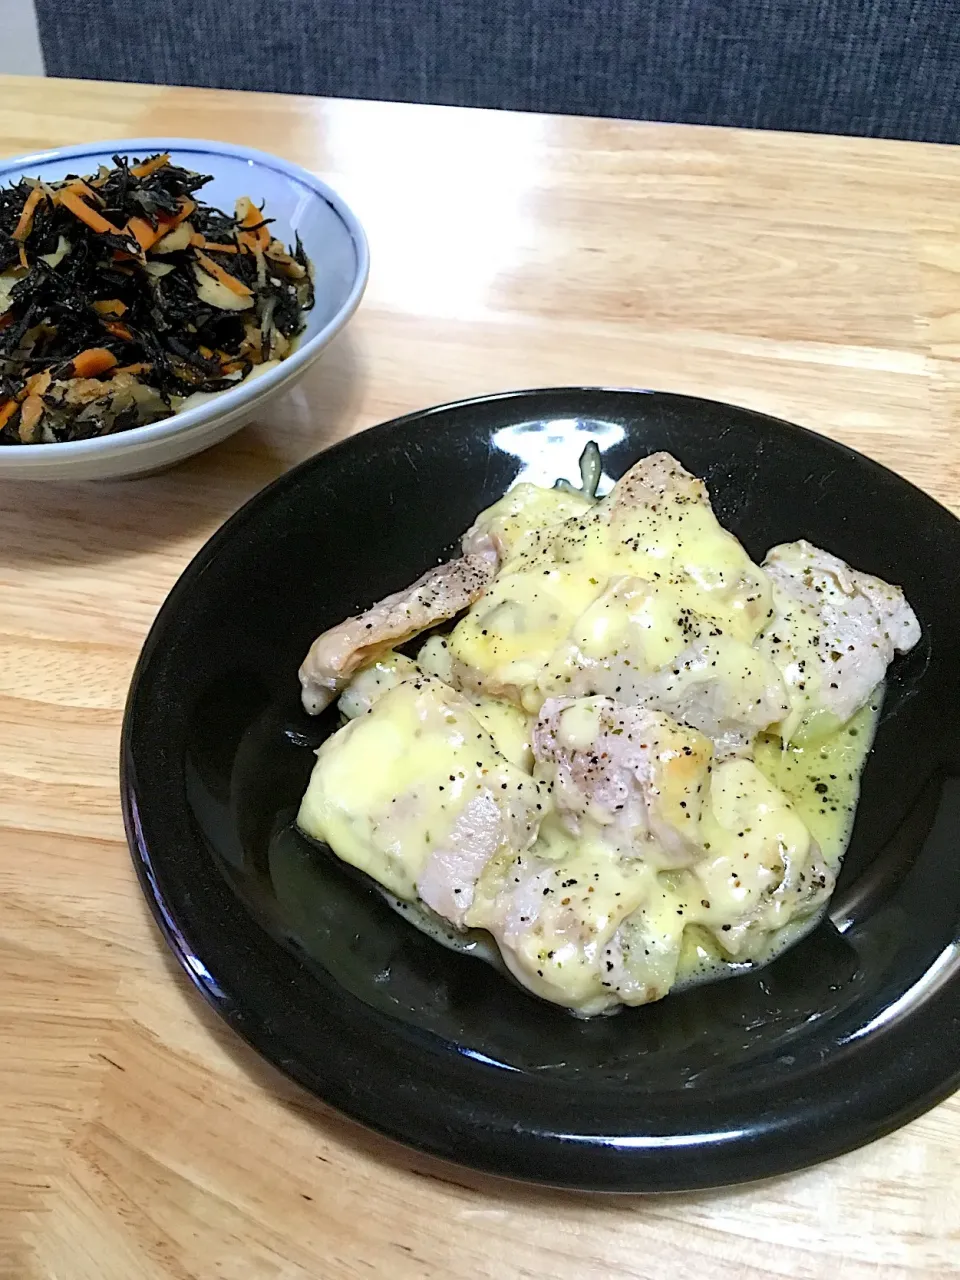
[297,446,920,1016]
[0,152,313,446]
[0,138,367,480]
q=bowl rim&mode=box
[0,136,369,466]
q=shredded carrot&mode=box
[7,369,51,443]
[0,399,17,430]
[130,153,170,179]
[111,362,152,376]
[92,299,127,317]
[126,216,164,253]
[103,320,134,342]
[190,233,239,255]
[194,250,253,297]
[64,179,101,204]
[58,189,126,237]
[129,196,196,252]
[162,197,196,229]
[18,244,28,269]
[238,229,270,254]
[236,197,271,253]
[70,348,118,378]
[0,311,13,330]
[12,187,45,241]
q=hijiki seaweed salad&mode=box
[0,153,314,445]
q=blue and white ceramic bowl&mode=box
[0,138,369,480]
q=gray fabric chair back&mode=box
[35,0,960,143]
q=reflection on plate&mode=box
[123,389,960,1191]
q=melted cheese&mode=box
[298,469,887,1016]
[536,576,788,750]
[340,647,534,771]
[467,829,658,1013]
[757,582,840,743]
[337,651,420,718]
[299,677,540,900]
[688,759,816,952]
[467,481,595,559]
[754,693,881,868]
[449,477,772,714]
[300,678,877,1014]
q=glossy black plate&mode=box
[122,388,960,1191]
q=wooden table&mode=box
[1,74,958,1280]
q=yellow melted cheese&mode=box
[298,677,540,901]
[758,581,843,744]
[449,477,772,714]
[535,576,787,737]
[297,476,885,1016]
[754,693,882,868]
[299,675,878,1015]
[468,829,659,1013]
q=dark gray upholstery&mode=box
[35,0,960,143]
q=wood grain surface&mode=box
[1,75,959,1280]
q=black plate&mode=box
[122,388,960,1192]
